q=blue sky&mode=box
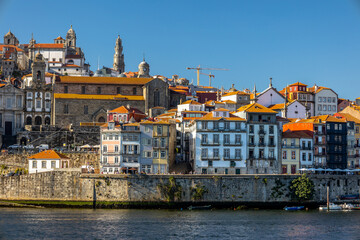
[1,0,360,99]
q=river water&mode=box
[0,208,359,240]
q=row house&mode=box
[189,108,247,174]
[281,131,313,174]
[100,120,175,174]
[284,115,347,169]
[334,112,360,169]
[234,103,280,174]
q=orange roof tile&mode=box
[289,82,307,87]
[237,103,277,114]
[180,100,201,105]
[222,91,250,97]
[197,112,245,121]
[213,108,230,112]
[28,150,69,159]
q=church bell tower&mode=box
[113,35,125,73]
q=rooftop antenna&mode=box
[143,52,145,62]
[97,56,100,70]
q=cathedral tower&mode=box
[113,35,125,73]
[66,25,76,48]
[3,30,19,45]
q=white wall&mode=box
[28,159,60,174]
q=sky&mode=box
[1,0,360,99]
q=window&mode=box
[328,105,331,111]
[213,149,219,158]
[235,122,241,130]
[318,104,322,111]
[51,161,56,168]
[145,126,150,132]
[153,151,159,158]
[283,151,287,159]
[249,125,254,134]
[201,134,208,144]
[332,105,336,111]
[115,157,119,163]
[42,161,47,168]
[323,105,326,111]
[269,149,274,158]
[208,160,213,167]
[103,157,107,163]
[327,97,331,103]
[6,97,12,109]
[201,148,208,158]
[97,87,101,94]
[302,153,306,161]
[64,86,68,93]
[235,134,241,144]
[133,87,137,95]
[202,122,208,130]
[224,134,230,144]
[115,145,119,152]
[64,104,69,114]
[117,87,121,94]
[160,138,166,148]
[224,122,230,130]
[269,126,274,134]
[332,97,335,103]
[16,95,22,108]
[318,97,322,102]
[213,122,219,130]
[160,151,166,158]
[224,149,230,159]
[45,101,50,109]
[32,161,37,168]
[291,151,296,159]
[212,134,219,144]
[115,135,119,140]
[308,153,312,161]
[81,86,86,94]
[157,126,162,135]
[27,92,33,99]
[84,105,88,114]
[323,97,326,102]
[235,149,241,158]
[153,138,159,147]
[35,99,41,109]
[27,100,32,109]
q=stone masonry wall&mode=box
[0,171,359,203]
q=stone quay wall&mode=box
[1,171,359,204]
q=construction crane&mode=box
[200,72,215,86]
[186,65,229,86]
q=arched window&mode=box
[98,117,105,123]
[35,116,42,125]
[67,60,74,65]
[37,71,41,80]
[154,89,160,107]
[26,116,32,125]
[68,41,72,46]
[44,117,50,125]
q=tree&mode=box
[290,174,314,201]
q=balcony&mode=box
[268,143,276,147]
[224,141,243,146]
[282,144,300,148]
[314,152,326,156]
[153,145,168,149]
[201,142,220,146]
[258,129,266,135]
[314,131,325,135]
[301,146,312,150]
[223,156,242,161]
[121,151,140,156]
[248,142,256,147]
[258,142,266,147]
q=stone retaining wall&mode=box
[0,171,359,204]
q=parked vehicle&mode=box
[36,144,49,151]
[24,145,35,150]
[8,144,21,150]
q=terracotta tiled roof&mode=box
[237,103,277,114]
[222,91,250,97]
[34,43,64,49]
[289,82,308,87]
[140,120,170,125]
[180,100,201,105]
[64,64,81,68]
[213,108,230,112]
[54,93,144,101]
[268,103,285,110]
[109,106,144,114]
[222,100,236,104]
[168,109,178,112]
[28,150,69,159]
[198,112,245,121]
[57,76,153,85]
[310,115,346,123]
[54,36,64,40]
[0,44,24,52]
[334,113,360,124]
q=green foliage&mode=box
[191,183,208,201]
[262,178,267,185]
[289,174,314,201]
[157,177,183,202]
[271,179,286,199]
[254,175,259,180]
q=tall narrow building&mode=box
[113,35,125,73]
